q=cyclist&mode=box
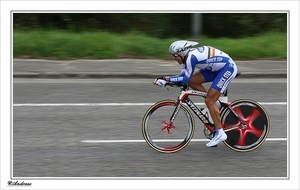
[154,40,238,147]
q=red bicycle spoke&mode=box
[232,107,264,146]
[161,121,176,134]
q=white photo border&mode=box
[1,1,299,190]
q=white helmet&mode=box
[169,40,199,57]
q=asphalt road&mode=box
[12,78,287,179]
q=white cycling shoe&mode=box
[206,128,227,147]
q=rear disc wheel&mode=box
[220,99,270,152]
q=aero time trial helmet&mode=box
[169,40,198,58]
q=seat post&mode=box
[219,89,228,103]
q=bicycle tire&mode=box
[141,100,195,153]
[220,99,270,152]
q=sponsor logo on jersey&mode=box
[206,57,223,63]
[217,71,232,88]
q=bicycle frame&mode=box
[171,88,246,134]
[175,89,215,133]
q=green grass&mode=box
[13,30,287,60]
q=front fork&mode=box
[161,101,181,134]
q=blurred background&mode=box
[13,13,287,38]
[13,13,287,60]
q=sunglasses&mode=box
[171,54,179,58]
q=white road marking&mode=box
[12,102,287,144]
[80,138,287,143]
[13,102,287,107]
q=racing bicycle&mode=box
[141,74,270,153]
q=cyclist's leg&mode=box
[208,60,238,125]
[206,60,238,147]
[189,71,222,109]
[205,88,222,129]
[188,72,207,92]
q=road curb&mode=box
[13,72,287,79]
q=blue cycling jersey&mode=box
[169,46,233,83]
[169,46,238,93]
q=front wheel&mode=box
[220,99,270,152]
[141,100,195,153]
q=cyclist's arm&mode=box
[166,55,197,84]
[168,73,187,83]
